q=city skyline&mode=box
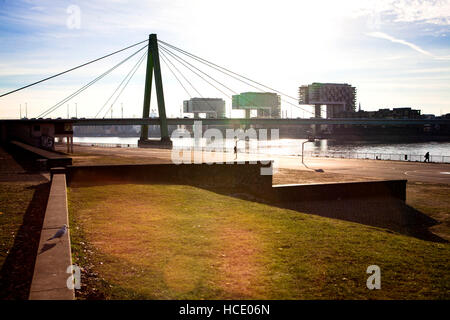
[0,0,449,119]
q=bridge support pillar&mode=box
[139,33,172,148]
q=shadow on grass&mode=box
[0,182,50,300]
[279,198,445,243]
[207,186,447,243]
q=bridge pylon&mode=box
[138,34,172,148]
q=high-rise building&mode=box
[183,98,226,118]
[299,83,356,118]
[232,92,281,118]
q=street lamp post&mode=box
[302,137,315,164]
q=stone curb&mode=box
[29,174,75,300]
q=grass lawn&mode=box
[0,182,48,299]
[68,183,450,300]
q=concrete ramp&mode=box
[10,140,72,169]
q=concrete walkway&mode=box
[29,174,74,300]
[60,144,450,184]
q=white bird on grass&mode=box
[48,224,68,241]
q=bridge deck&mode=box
[2,117,449,126]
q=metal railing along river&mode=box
[72,142,138,148]
[306,151,450,163]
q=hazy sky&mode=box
[0,0,449,119]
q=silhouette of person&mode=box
[234,144,237,160]
[424,152,430,163]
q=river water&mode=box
[73,136,450,163]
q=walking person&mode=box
[424,151,430,163]
[234,142,238,160]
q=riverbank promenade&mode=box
[58,144,450,184]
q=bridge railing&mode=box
[307,151,450,163]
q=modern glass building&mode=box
[183,97,226,118]
[232,92,281,118]
[299,83,356,118]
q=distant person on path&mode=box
[234,143,238,160]
[424,152,430,163]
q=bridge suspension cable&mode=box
[160,52,192,99]
[159,45,234,98]
[159,49,222,114]
[161,45,248,115]
[96,48,148,118]
[158,39,299,101]
[159,41,269,94]
[0,39,148,99]
[102,49,148,118]
[160,44,298,116]
[158,39,314,116]
[38,44,148,118]
[161,44,280,114]
[160,50,204,98]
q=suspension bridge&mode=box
[1,34,448,147]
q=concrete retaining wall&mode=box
[29,174,74,300]
[64,162,406,202]
[65,161,274,194]
[270,180,407,202]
